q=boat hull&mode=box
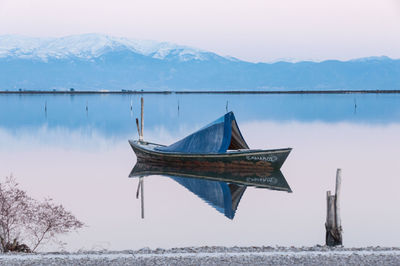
[129,140,291,172]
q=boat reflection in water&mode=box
[129,162,291,219]
[129,111,292,219]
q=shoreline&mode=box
[0,89,400,95]
[1,246,399,265]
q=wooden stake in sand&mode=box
[325,168,343,246]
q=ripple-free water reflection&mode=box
[130,163,291,219]
[1,94,400,138]
[1,94,400,251]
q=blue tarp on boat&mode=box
[156,111,249,154]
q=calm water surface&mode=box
[0,93,400,251]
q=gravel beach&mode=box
[1,246,400,265]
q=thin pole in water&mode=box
[226,101,228,113]
[136,118,141,139]
[335,169,342,240]
[354,98,357,114]
[140,97,144,141]
[130,99,133,117]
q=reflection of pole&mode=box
[140,97,144,141]
[136,177,144,219]
[140,177,144,219]
[136,178,141,199]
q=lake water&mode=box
[0,93,400,251]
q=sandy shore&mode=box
[1,246,400,265]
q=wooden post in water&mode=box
[325,191,336,246]
[136,118,141,140]
[325,168,343,246]
[140,97,144,141]
[335,169,342,240]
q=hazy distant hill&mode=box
[0,34,399,91]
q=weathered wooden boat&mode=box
[129,111,291,172]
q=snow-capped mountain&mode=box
[0,34,399,91]
[0,34,220,62]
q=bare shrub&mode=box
[0,176,83,252]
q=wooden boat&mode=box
[129,112,291,172]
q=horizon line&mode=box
[1,89,400,95]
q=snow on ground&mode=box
[1,246,400,265]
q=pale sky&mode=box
[0,0,399,62]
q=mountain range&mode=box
[0,34,399,91]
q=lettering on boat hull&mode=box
[246,155,278,163]
[246,177,278,185]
